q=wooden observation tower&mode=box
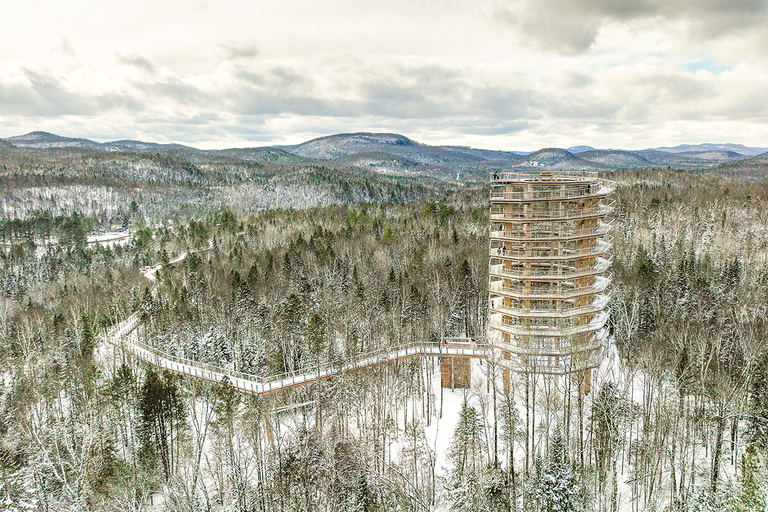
[488,171,613,384]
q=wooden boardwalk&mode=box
[105,249,487,395]
[106,312,487,395]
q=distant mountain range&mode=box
[4,131,192,153]
[651,143,767,156]
[2,130,767,179]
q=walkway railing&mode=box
[106,314,488,394]
[104,251,488,394]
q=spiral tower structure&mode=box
[488,171,613,375]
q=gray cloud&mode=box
[547,95,623,120]
[492,0,768,54]
[131,75,207,106]
[468,85,536,119]
[447,119,533,136]
[3,0,768,150]
[59,38,76,57]
[491,4,601,54]
[219,58,539,127]
[671,0,768,38]
[233,90,363,118]
[0,67,146,119]
[118,53,159,74]
[356,62,534,119]
[23,70,94,115]
[538,69,720,124]
[2,21,765,151]
[0,69,139,117]
[234,65,313,93]
[0,81,45,115]
[221,40,260,60]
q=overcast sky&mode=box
[2,0,767,150]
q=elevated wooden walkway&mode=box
[105,249,487,395]
[106,312,486,395]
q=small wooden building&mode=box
[440,337,473,389]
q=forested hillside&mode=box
[1,168,768,510]
[0,143,468,225]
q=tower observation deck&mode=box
[488,171,613,375]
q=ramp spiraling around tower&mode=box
[488,171,613,375]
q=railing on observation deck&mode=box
[485,240,612,260]
[489,185,613,202]
[488,311,609,337]
[496,348,606,375]
[489,203,614,221]
[490,170,601,182]
[488,275,611,298]
[494,338,602,357]
[487,258,611,280]
[488,294,609,317]
[488,223,611,242]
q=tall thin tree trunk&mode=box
[525,373,530,474]
[711,412,726,494]
[578,382,584,471]
[492,360,499,467]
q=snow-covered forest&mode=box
[2,169,768,511]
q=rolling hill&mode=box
[2,129,767,229]
[280,132,522,177]
[512,148,604,170]
[652,143,768,156]
[576,150,654,169]
[1,130,765,179]
[713,151,768,179]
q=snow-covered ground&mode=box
[100,248,743,511]
[86,231,131,248]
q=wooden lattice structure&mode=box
[488,171,613,375]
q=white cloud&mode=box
[1,0,767,150]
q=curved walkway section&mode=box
[105,251,487,395]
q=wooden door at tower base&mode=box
[441,356,471,388]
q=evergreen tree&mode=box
[447,400,486,510]
[481,467,511,512]
[747,355,768,451]
[307,312,327,363]
[219,208,238,233]
[591,383,624,480]
[726,446,765,512]
[212,376,239,436]
[499,392,521,502]
[79,313,96,366]
[105,363,138,462]
[528,426,583,512]
[138,369,186,481]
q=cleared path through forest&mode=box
[106,250,487,395]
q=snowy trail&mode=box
[87,231,131,246]
[106,250,487,394]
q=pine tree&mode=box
[499,392,521,501]
[726,446,765,512]
[447,400,486,510]
[481,467,511,512]
[307,313,327,363]
[138,369,186,481]
[529,426,584,512]
[106,363,138,462]
[212,376,239,436]
[746,355,768,451]
[79,313,96,366]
